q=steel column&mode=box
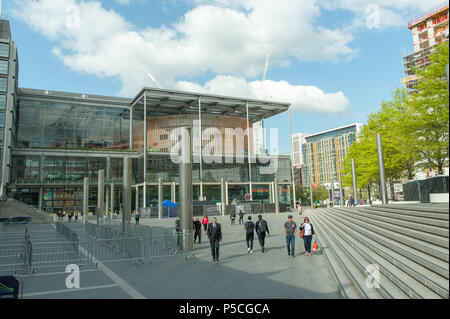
[274,178,279,214]
[143,92,147,208]
[110,183,115,218]
[246,102,253,200]
[179,127,193,252]
[288,110,297,207]
[377,134,389,204]
[158,178,163,219]
[351,158,358,205]
[83,177,89,223]
[220,178,226,216]
[97,170,105,226]
[123,158,132,233]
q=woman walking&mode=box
[300,217,316,256]
[297,202,302,219]
[202,215,209,234]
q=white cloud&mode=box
[177,76,351,114]
[12,0,439,114]
[116,0,131,5]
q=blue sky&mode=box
[2,0,443,153]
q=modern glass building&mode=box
[0,19,293,213]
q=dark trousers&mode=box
[239,218,243,225]
[203,224,207,232]
[303,235,313,253]
[246,232,254,250]
[194,230,201,243]
[135,218,140,225]
[286,235,295,255]
[210,239,220,260]
[257,232,266,248]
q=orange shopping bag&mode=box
[312,240,318,252]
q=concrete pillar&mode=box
[143,183,146,208]
[377,134,389,205]
[245,102,253,200]
[269,182,273,204]
[225,181,229,205]
[179,127,193,252]
[143,92,147,208]
[135,186,139,213]
[83,177,89,223]
[38,187,43,211]
[105,185,110,217]
[351,159,358,205]
[123,158,132,233]
[158,178,163,219]
[220,178,226,216]
[309,180,314,209]
[338,171,344,206]
[171,182,176,203]
[129,107,133,151]
[200,181,204,201]
[110,183,115,219]
[288,110,296,207]
[97,170,105,226]
[274,178,280,214]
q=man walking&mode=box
[230,211,236,225]
[175,217,182,247]
[135,211,140,225]
[283,215,297,257]
[238,209,244,225]
[207,217,222,262]
[193,217,202,244]
[255,215,270,253]
[244,216,255,253]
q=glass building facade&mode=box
[1,18,293,213]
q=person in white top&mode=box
[300,217,316,256]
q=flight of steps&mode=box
[307,204,449,299]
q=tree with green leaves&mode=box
[410,42,449,174]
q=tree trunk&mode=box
[367,184,372,205]
[389,178,396,201]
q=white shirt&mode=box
[304,223,312,236]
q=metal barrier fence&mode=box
[88,220,193,261]
[0,244,27,275]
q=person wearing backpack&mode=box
[244,216,255,253]
[255,215,270,253]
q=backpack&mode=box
[257,220,267,233]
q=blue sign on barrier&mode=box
[0,276,20,299]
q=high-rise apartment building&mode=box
[302,123,363,187]
[402,2,449,91]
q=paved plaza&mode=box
[9,211,340,299]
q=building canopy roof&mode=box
[131,87,290,123]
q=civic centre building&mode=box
[0,19,294,214]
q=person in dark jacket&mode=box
[300,217,316,256]
[238,209,244,225]
[255,215,270,253]
[207,217,222,262]
[230,211,236,225]
[244,216,255,253]
[193,218,202,244]
[175,217,182,246]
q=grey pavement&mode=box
[5,210,341,299]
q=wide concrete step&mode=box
[363,207,450,227]
[311,212,407,299]
[317,209,447,298]
[332,207,449,249]
[311,213,381,299]
[329,208,449,263]
[375,205,449,214]
[364,206,449,221]
[311,219,362,299]
[336,207,449,238]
